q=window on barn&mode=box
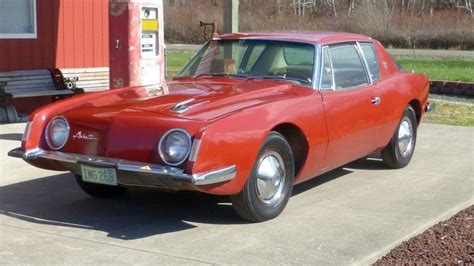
[0,0,37,39]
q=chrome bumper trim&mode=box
[8,148,236,186]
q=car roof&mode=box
[216,32,373,45]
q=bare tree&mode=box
[326,0,337,17]
[348,0,356,16]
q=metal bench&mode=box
[0,67,110,123]
[0,69,77,98]
[0,69,81,123]
[61,67,110,93]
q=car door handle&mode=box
[371,97,381,105]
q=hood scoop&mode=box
[170,98,210,114]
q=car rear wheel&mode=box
[231,132,294,222]
[74,174,127,198]
[382,106,417,169]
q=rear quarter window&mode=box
[359,43,381,81]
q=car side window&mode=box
[359,42,380,81]
[328,44,369,89]
[321,48,333,89]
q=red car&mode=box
[9,32,430,222]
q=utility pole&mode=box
[223,0,239,34]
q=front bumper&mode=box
[8,148,236,188]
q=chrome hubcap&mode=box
[398,118,414,158]
[256,151,286,206]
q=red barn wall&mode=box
[0,0,109,72]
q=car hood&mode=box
[92,79,307,121]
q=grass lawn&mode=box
[424,100,474,127]
[166,51,194,78]
[394,56,474,82]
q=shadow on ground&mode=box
[0,133,22,141]
[0,157,386,240]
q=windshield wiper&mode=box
[249,75,311,85]
[193,73,249,80]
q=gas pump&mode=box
[109,0,165,89]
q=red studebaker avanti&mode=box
[9,32,430,222]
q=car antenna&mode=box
[411,40,416,74]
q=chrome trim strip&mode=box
[313,43,322,91]
[24,148,42,159]
[189,139,201,162]
[39,150,78,163]
[193,165,236,185]
[171,98,195,113]
[8,148,236,186]
[22,122,32,142]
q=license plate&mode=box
[81,165,117,186]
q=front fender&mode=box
[190,91,327,195]
[23,89,126,151]
[22,86,164,152]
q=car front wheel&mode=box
[231,132,295,222]
[74,174,127,198]
[382,105,418,169]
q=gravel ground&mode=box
[375,206,473,265]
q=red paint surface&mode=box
[20,33,430,196]
[0,0,109,71]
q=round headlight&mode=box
[159,129,192,166]
[45,116,70,150]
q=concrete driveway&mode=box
[0,123,472,265]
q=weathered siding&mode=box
[0,0,109,71]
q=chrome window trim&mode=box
[356,41,374,85]
[357,41,381,83]
[318,46,336,91]
[158,128,192,166]
[312,43,322,90]
[45,116,70,151]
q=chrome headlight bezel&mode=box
[45,116,70,150]
[158,128,192,166]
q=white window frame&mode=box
[0,0,37,39]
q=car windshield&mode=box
[176,39,315,87]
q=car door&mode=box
[357,42,397,149]
[319,43,382,170]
